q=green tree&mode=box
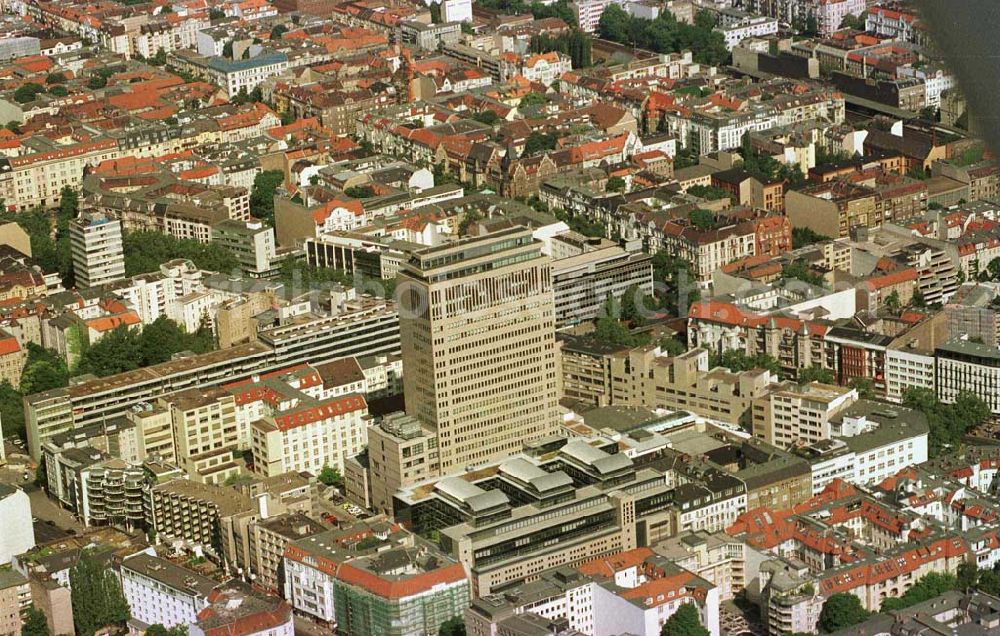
[45,72,66,85]
[848,377,876,399]
[884,290,901,313]
[978,567,1000,596]
[318,465,344,487]
[270,24,288,40]
[139,316,214,366]
[903,388,989,457]
[606,176,626,192]
[344,185,376,199]
[209,7,225,19]
[122,231,239,276]
[598,4,631,43]
[792,227,831,249]
[21,605,50,636]
[250,170,285,225]
[880,572,956,611]
[223,39,234,58]
[798,366,835,384]
[594,294,648,348]
[619,284,646,327]
[651,250,700,316]
[710,350,782,375]
[471,110,499,125]
[70,550,130,636]
[0,381,25,441]
[839,11,867,30]
[429,1,442,23]
[13,83,45,104]
[819,593,869,633]
[458,210,482,236]
[957,562,979,591]
[151,47,167,66]
[522,131,558,156]
[912,288,926,308]
[47,85,68,97]
[782,262,824,286]
[687,185,730,201]
[660,602,709,636]
[689,209,715,230]
[438,616,466,636]
[144,625,187,636]
[984,257,1000,282]
[74,326,143,378]
[519,92,546,109]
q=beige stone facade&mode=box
[398,228,560,473]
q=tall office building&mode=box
[398,227,560,473]
[69,210,125,288]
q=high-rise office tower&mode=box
[398,227,560,473]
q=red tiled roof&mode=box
[0,336,20,356]
[272,395,367,431]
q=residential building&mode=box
[398,228,560,474]
[190,583,293,636]
[752,381,857,448]
[249,512,325,594]
[367,412,440,516]
[173,50,290,98]
[466,548,720,636]
[0,485,34,564]
[0,569,30,635]
[936,338,1000,414]
[210,220,278,278]
[120,552,218,630]
[549,233,653,328]
[69,210,126,289]
[147,478,254,561]
[43,444,148,528]
[395,20,461,50]
[250,394,369,478]
[283,523,470,633]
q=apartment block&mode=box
[43,444,148,528]
[367,412,440,516]
[249,512,325,594]
[189,583,293,636]
[251,394,369,478]
[120,552,218,630]
[283,523,470,633]
[162,388,242,485]
[0,485,33,564]
[0,569,30,635]
[25,342,275,460]
[752,381,857,448]
[210,219,278,278]
[69,210,126,289]
[936,338,1000,414]
[550,233,653,328]
[466,548,720,636]
[147,479,254,561]
[398,228,560,473]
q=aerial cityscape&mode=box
[0,0,994,635]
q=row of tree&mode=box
[597,6,729,67]
[122,231,239,277]
[476,0,576,26]
[73,317,215,379]
[0,185,79,286]
[529,30,593,68]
